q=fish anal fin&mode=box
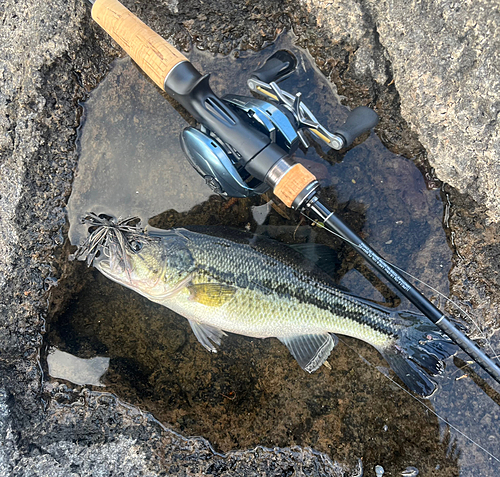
[278,333,337,373]
[189,320,227,353]
[188,283,236,307]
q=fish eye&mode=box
[129,240,143,252]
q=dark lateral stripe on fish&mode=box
[197,265,398,338]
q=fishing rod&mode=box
[86,0,500,385]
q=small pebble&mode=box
[401,466,419,476]
[375,465,384,476]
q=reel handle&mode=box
[334,106,379,147]
[91,0,187,90]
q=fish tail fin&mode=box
[379,310,456,397]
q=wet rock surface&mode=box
[1,0,499,475]
[2,389,344,477]
[301,0,500,223]
[446,188,500,337]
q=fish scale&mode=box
[182,232,396,344]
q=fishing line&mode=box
[337,336,500,465]
[301,212,500,364]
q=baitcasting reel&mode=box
[180,50,379,198]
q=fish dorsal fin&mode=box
[188,283,236,306]
[288,243,340,278]
[278,333,338,373]
[188,320,227,353]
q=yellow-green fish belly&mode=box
[162,286,392,349]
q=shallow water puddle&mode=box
[51,33,500,476]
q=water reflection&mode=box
[55,33,500,476]
[67,57,212,246]
[47,347,109,387]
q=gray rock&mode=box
[372,0,500,222]
[0,390,17,477]
[301,0,500,222]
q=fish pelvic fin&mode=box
[189,320,227,353]
[380,311,457,397]
[279,333,338,373]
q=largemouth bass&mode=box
[73,214,455,396]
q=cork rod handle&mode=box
[91,0,188,90]
[273,164,317,208]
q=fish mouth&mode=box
[95,257,134,288]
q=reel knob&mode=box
[333,106,379,148]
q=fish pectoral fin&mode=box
[278,333,338,373]
[189,320,227,353]
[187,283,236,307]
